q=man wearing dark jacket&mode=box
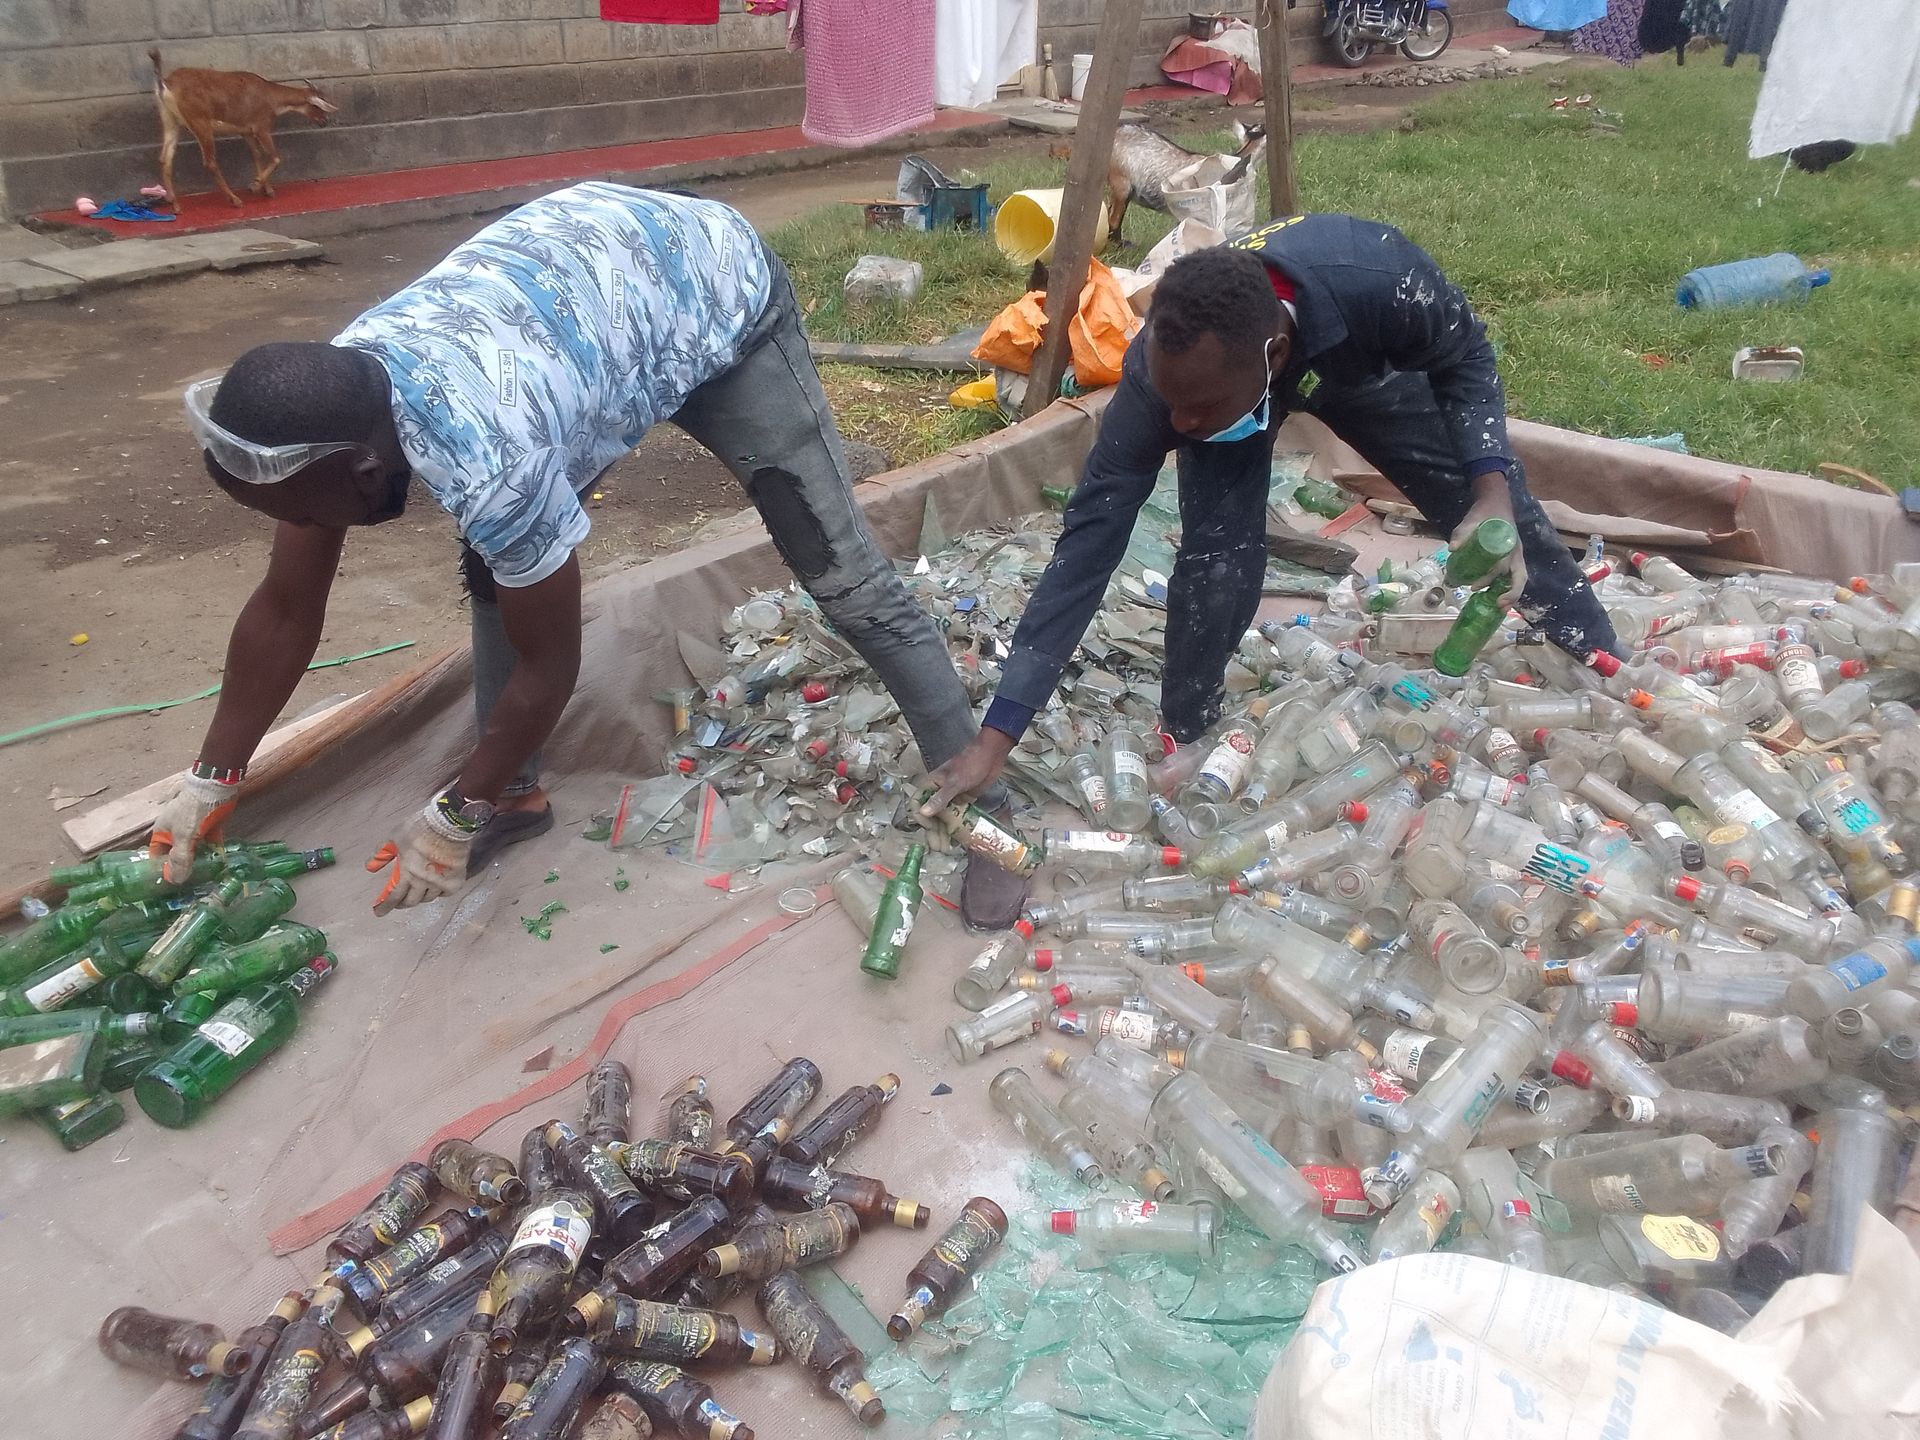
[924,214,1619,821]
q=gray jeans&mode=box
[467,250,999,807]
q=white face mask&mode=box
[1202,340,1275,444]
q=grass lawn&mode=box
[768,61,1920,481]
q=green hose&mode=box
[0,641,417,750]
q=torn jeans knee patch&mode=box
[747,466,834,580]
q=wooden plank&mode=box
[1020,0,1147,419]
[808,339,986,373]
[60,647,464,858]
[1257,0,1300,217]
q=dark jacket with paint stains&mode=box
[986,214,1511,737]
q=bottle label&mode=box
[1096,1009,1158,1049]
[1715,789,1778,830]
[1299,1163,1372,1218]
[22,957,106,1011]
[1652,819,1688,845]
[1057,831,1136,856]
[1110,750,1150,782]
[881,896,918,951]
[1524,842,1592,894]
[1261,820,1293,849]
[964,940,1003,976]
[1391,677,1435,712]
[1381,1029,1432,1082]
[1826,951,1888,992]
[1834,796,1885,835]
[1325,713,1363,753]
[1639,1214,1720,1261]
[421,1254,464,1286]
[932,1209,1004,1270]
[507,1199,592,1269]
[1587,1175,1647,1213]
[1110,1201,1160,1225]
[1413,1190,1454,1243]
[1775,647,1820,699]
[1197,732,1256,792]
[1618,1095,1656,1123]
[960,816,1033,868]
[1075,774,1110,814]
[197,1017,255,1058]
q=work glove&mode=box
[367,800,475,915]
[149,771,241,883]
[1451,479,1530,603]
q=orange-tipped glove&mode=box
[149,771,241,883]
[367,800,474,915]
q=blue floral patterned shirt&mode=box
[334,183,772,586]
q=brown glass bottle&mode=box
[726,1118,792,1191]
[490,1338,547,1422]
[760,1156,931,1230]
[499,1337,606,1440]
[584,1059,634,1146]
[608,1140,752,1212]
[577,1392,650,1440]
[722,1058,821,1144]
[582,1294,776,1367]
[340,1208,493,1313]
[699,1202,861,1281]
[781,1074,901,1168]
[99,1305,247,1380]
[233,1306,341,1440]
[595,1196,733,1303]
[328,1161,439,1267]
[366,1229,507,1336]
[172,1292,305,1440]
[667,1268,746,1312]
[545,1120,652,1245]
[606,1360,754,1440]
[429,1139,526,1208]
[756,1270,884,1427]
[307,1396,432,1440]
[663,1075,714,1147]
[297,1288,477,1437]
[487,1187,595,1355]
[886,1197,1008,1339]
[519,1123,563,1202]
[421,1291,499,1440]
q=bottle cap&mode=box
[1839,659,1867,678]
[1626,689,1655,710]
[1725,859,1752,883]
[1549,1051,1593,1088]
[1669,875,1704,903]
[801,681,829,703]
[1161,847,1183,867]
[674,756,697,773]
[1032,948,1056,971]
[1049,1209,1078,1234]
[1532,728,1550,747]
[1606,1001,1640,1027]
[1014,918,1036,939]
[1226,880,1249,895]
[1344,801,1369,824]
[1049,984,1073,1008]
[806,738,831,760]
[1630,551,1651,569]
[1585,650,1622,676]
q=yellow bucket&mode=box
[994,189,1108,265]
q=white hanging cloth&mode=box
[1749,0,1920,156]
[934,0,1038,108]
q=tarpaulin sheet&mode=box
[10,391,1917,1440]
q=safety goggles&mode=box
[183,375,365,485]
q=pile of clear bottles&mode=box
[908,543,1920,1317]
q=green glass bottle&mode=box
[176,924,329,999]
[98,971,165,1014]
[37,1088,126,1150]
[65,845,331,907]
[101,1035,171,1091]
[1040,485,1074,511]
[0,924,154,1016]
[47,848,146,890]
[860,846,925,981]
[0,1026,103,1115]
[1442,518,1519,588]
[916,792,1042,875]
[135,877,246,986]
[0,900,121,985]
[1432,580,1513,678]
[135,955,336,1128]
[217,880,299,944]
[0,1007,161,1047]
[1292,477,1352,519]
[162,989,222,1036]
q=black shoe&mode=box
[467,803,556,876]
[960,851,1029,931]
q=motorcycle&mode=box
[1322,0,1453,67]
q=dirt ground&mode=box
[0,101,1431,884]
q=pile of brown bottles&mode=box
[881,547,1920,1320]
[100,1057,1015,1440]
[0,840,340,1148]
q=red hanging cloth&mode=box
[600,0,718,24]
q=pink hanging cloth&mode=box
[600,0,718,24]
[796,0,936,147]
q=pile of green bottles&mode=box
[0,840,338,1149]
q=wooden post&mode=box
[1020,0,1147,419]
[1257,0,1300,217]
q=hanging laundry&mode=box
[1680,0,1726,42]
[1507,0,1607,31]
[934,0,1037,108]
[1750,0,1920,156]
[1722,0,1786,65]
[1638,0,1691,57]
[1571,0,1649,64]
[798,0,936,147]
[600,0,717,22]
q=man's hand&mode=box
[149,772,241,883]
[367,802,474,915]
[921,729,1017,817]
[1452,472,1529,600]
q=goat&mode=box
[1105,120,1265,244]
[151,48,337,209]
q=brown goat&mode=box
[151,48,337,208]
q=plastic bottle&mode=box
[1674,253,1832,310]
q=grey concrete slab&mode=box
[0,223,66,262]
[172,228,325,270]
[23,238,209,287]
[0,258,82,304]
[991,96,1149,134]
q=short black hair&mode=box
[1151,246,1284,358]
[210,342,388,447]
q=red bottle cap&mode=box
[1014,919,1036,939]
[832,782,857,805]
[1343,801,1369,824]
[1226,880,1249,895]
[1532,729,1551,747]
[1586,650,1622,677]
[1180,962,1206,983]
[1606,1001,1640,1027]
[1839,659,1868,678]
[1050,1210,1078,1234]
[834,761,851,778]
[1155,731,1177,758]
[674,756,697,774]
[1514,671,1536,685]
[1031,948,1057,971]
[1161,847,1184,867]
[1626,689,1655,710]
[801,681,830,704]
[805,738,831,761]
[1049,983,1073,1008]
[1669,875,1704,903]
[1849,577,1871,594]
[1724,859,1752,883]
[1550,1051,1593,1087]
[1631,551,1651,569]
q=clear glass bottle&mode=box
[1652,1015,1829,1095]
[1406,898,1506,995]
[1633,970,1791,1043]
[1717,1125,1815,1256]
[1064,748,1110,824]
[952,921,1036,1011]
[1802,1107,1901,1274]
[1536,1133,1783,1220]
[1370,1171,1461,1260]
[1786,936,1920,1020]
[945,991,1043,1063]
[1101,726,1154,833]
[1236,824,1361,892]
[1165,1032,1390,1132]
[1050,1199,1218,1268]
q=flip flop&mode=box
[467,803,556,876]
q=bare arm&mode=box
[455,555,582,802]
[198,520,343,770]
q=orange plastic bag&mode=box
[971,291,1048,375]
[1069,258,1141,389]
